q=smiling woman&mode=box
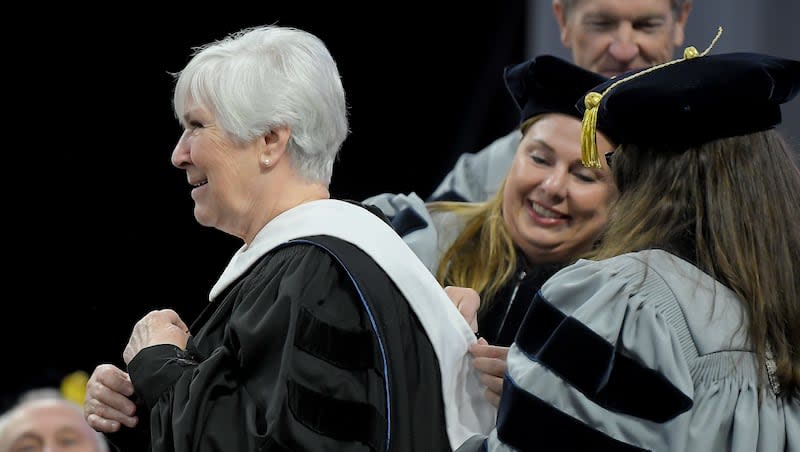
[81,24,493,451]
[366,55,616,352]
[3,7,530,451]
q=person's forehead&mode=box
[571,0,673,16]
[7,401,92,433]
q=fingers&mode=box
[478,364,503,407]
[472,354,505,408]
[471,347,507,409]
[484,387,501,408]
[124,309,191,364]
[159,308,190,333]
[90,364,135,397]
[472,356,507,378]
[86,413,122,433]
[469,343,509,360]
[444,286,480,332]
[84,364,139,430]
[85,400,139,431]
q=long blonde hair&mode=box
[430,182,518,318]
[591,130,800,398]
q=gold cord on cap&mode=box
[579,26,724,168]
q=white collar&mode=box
[210,198,495,448]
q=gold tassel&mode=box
[578,26,724,168]
[581,92,603,168]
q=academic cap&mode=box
[504,55,608,125]
[578,40,800,167]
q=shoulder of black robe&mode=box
[128,237,450,451]
[341,199,394,227]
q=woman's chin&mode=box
[193,208,214,227]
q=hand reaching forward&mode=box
[469,338,509,407]
[444,285,480,334]
[123,309,191,365]
[84,364,138,432]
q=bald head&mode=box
[0,391,109,452]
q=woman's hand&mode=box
[469,339,509,407]
[444,286,480,334]
[123,309,190,365]
[84,364,138,432]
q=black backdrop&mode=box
[3,4,525,419]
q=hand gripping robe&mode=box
[126,199,495,451]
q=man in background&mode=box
[0,388,110,452]
[430,0,692,202]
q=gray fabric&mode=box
[455,434,488,452]
[488,250,800,451]
[363,192,468,274]
[430,130,519,202]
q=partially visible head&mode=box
[173,25,347,185]
[553,0,692,77]
[578,50,800,260]
[502,114,615,264]
[434,56,617,310]
[502,56,616,264]
[579,51,800,396]
[0,389,109,452]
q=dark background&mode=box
[3,5,525,413]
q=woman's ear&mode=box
[261,125,292,166]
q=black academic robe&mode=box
[126,234,451,451]
[118,199,499,452]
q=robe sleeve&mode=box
[363,192,441,272]
[486,255,800,451]
[486,257,693,451]
[128,244,383,451]
[427,130,519,203]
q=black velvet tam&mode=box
[578,52,800,149]
[504,55,608,124]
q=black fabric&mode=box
[126,236,449,452]
[292,236,451,452]
[427,189,468,202]
[287,378,386,452]
[478,259,562,347]
[128,345,198,409]
[504,55,608,125]
[294,306,375,370]
[388,206,429,237]
[261,437,293,452]
[496,375,649,452]
[344,199,394,227]
[578,52,800,149]
[515,293,693,423]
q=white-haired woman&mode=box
[83,25,491,451]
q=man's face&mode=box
[0,400,101,452]
[553,0,691,77]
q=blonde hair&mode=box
[431,181,519,318]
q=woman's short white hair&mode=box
[173,25,349,185]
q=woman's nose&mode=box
[171,131,191,168]
[540,169,568,200]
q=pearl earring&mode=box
[263,158,271,167]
